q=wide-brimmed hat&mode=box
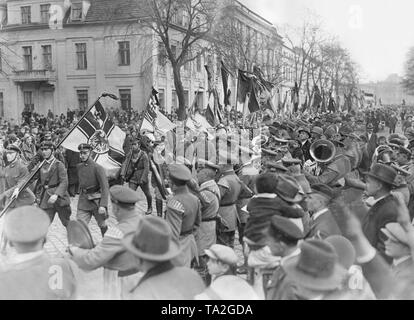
[364,163,397,186]
[275,174,304,203]
[122,216,181,261]
[311,126,324,136]
[282,239,346,291]
[381,223,409,245]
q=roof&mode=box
[85,0,144,22]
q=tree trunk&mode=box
[172,63,186,121]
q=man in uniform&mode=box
[120,138,152,215]
[0,145,36,209]
[69,185,142,299]
[0,206,77,299]
[36,140,71,228]
[76,143,109,237]
[216,163,246,249]
[165,164,201,267]
[194,162,221,284]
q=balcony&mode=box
[11,70,57,84]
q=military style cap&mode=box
[381,223,409,245]
[110,185,140,204]
[6,145,21,154]
[40,140,55,150]
[268,215,304,241]
[168,164,192,182]
[311,126,324,136]
[78,143,93,151]
[4,206,50,243]
[205,244,238,266]
[398,146,412,157]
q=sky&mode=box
[239,0,414,83]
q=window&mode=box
[23,46,32,71]
[118,41,130,66]
[42,45,52,70]
[119,89,131,111]
[75,43,87,70]
[158,42,166,66]
[0,92,3,117]
[24,91,33,111]
[77,90,88,110]
[71,2,83,21]
[40,4,51,24]
[21,6,31,24]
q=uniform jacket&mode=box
[70,208,141,273]
[265,266,302,300]
[307,208,342,239]
[0,158,36,207]
[166,185,201,241]
[196,180,220,255]
[364,132,378,160]
[0,252,77,300]
[77,158,109,210]
[121,150,150,185]
[126,261,205,300]
[36,158,70,209]
[166,185,201,266]
[217,170,245,232]
[362,195,398,264]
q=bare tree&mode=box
[135,0,220,120]
[402,47,414,95]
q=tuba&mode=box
[304,139,336,175]
[310,139,336,163]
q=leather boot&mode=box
[156,199,163,217]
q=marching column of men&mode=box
[5,106,414,300]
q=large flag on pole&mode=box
[61,100,126,177]
[140,88,176,135]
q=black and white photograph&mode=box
[0,0,414,303]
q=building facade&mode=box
[0,0,286,121]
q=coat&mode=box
[392,257,414,282]
[217,170,244,232]
[121,150,150,185]
[0,158,36,208]
[166,185,201,267]
[196,180,220,256]
[36,158,71,209]
[126,261,205,300]
[301,140,313,162]
[77,158,109,211]
[362,195,398,264]
[0,252,77,300]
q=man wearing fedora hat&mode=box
[0,206,77,299]
[306,184,341,239]
[69,185,142,299]
[279,239,347,300]
[363,163,399,263]
[165,164,201,267]
[122,216,205,300]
